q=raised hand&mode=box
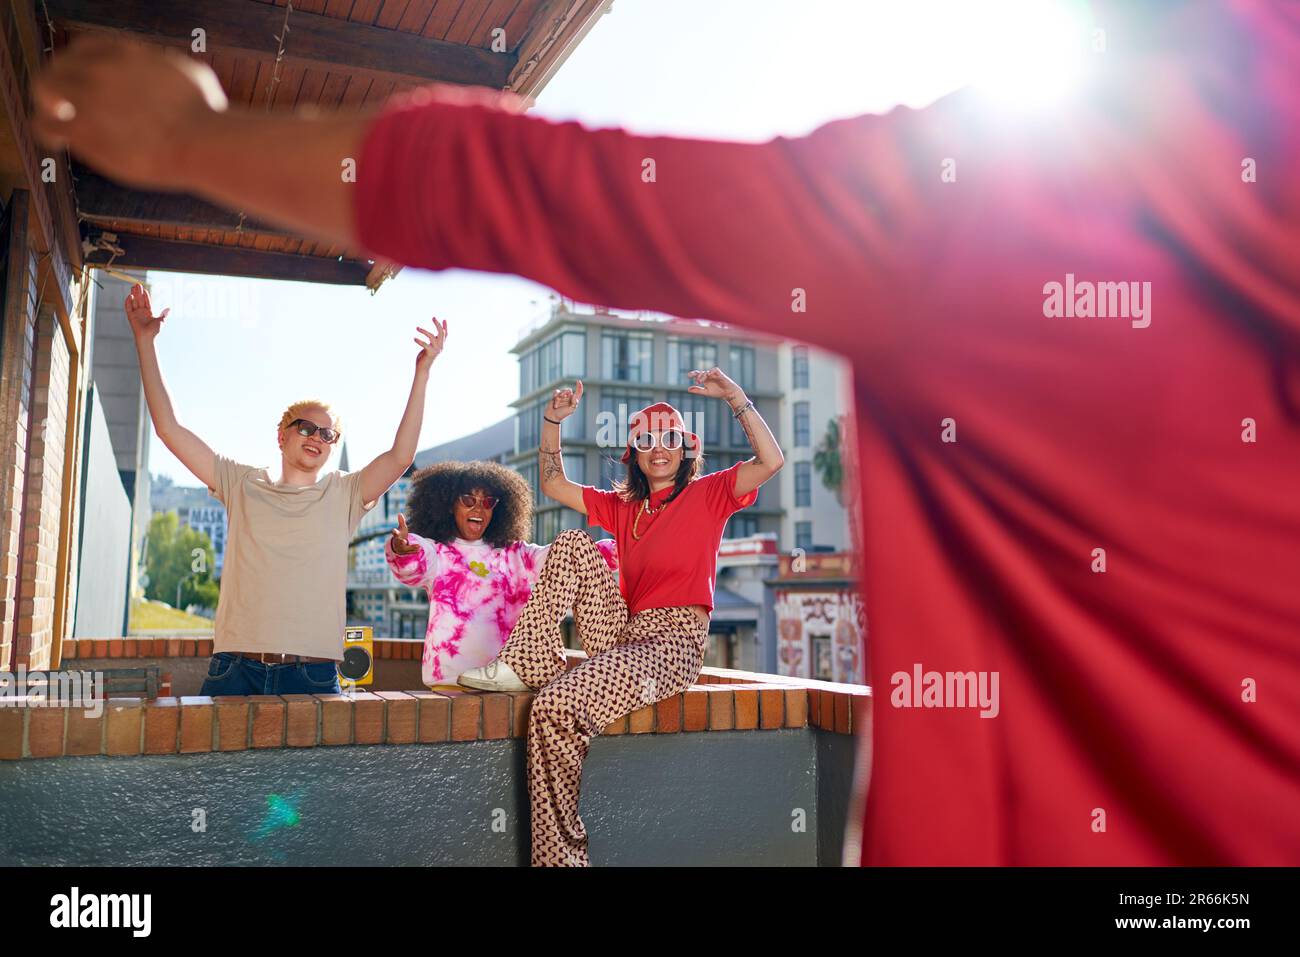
[390,513,419,555]
[686,367,743,403]
[414,318,448,375]
[547,380,583,422]
[124,283,170,341]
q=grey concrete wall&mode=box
[0,728,854,866]
[72,386,132,638]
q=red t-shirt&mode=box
[352,3,1300,865]
[581,463,757,616]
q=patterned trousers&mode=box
[498,528,709,867]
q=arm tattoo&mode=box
[541,448,564,483]
[736,405,777,466]
[737,407,759,453]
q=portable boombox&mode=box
[340,627,374,687]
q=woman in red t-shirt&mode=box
[460,366,784,866]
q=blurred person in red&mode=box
[32,1,1300,864]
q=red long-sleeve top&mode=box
[351,2,1300,865]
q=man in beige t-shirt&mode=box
[205,453,372,657]
[124,282,448,695]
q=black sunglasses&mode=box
[288,418,340,444]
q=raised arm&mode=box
[538,380,587,515]
[359,319,446,505]
[125,283,216,491]
[687,367,784,496]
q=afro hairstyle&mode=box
[403,460,533,548]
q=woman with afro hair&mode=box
[386,459,617,689]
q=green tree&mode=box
[145,511,220,610]
[813,416,844,505]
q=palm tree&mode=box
[813,416,844,505]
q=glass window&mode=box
[563,452,585,485]
[795,461,812,507]
[669,390,722,446]
[724,513,760,539]
[518,461,540,503]
[521,327,585,395]
[667,337,718,385]
[794,401,811,447]
[599,388,654,454]
[516,398,543,453]
[795,520,813,551]
[602,331,653,382]
[562,330,586,378]
[520,350,535,395]
[706,451,746,475]
[792,346,810,389]
[728,344,755,392]
[812,635,833,680]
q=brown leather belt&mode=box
[231,651,336,665]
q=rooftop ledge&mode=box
[0,638,869,866]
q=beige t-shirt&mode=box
[207,454,376,660]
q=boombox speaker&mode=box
[340,627,374,687]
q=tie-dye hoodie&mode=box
[385,533,618,686]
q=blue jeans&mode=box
[199,652,341,696]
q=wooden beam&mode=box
[73,166,299,237]
[510,0,609,99]
[45,0,517,91]
[84,233,373,286]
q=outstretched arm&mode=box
[33,37,878,361]
[33,37,363,248]
[359,319,446,505]
[126,283,217,491]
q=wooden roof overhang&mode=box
[43,0,611,290]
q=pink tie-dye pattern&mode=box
[385,533,617,686]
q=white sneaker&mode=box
[458,659,530,692]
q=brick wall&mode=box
[17,307,71,670]
[0,191,37,673]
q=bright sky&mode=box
[143,0,1092,486]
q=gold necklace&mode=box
[631,495,670,540]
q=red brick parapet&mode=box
[61,638,872,698]
[61,637,215,659]
[9,637,871,759]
